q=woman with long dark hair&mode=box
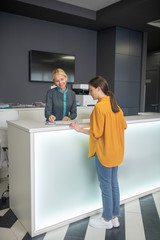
[70,76,127,229]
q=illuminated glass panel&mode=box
[119,121,160,200]
[34,130,102,231]
[33,120,160,231]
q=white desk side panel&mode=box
[8,125,32,235]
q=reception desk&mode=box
[8,114,160,237]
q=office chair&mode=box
[0,110,18,203]
[0,147,9,202]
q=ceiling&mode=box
[0,0,160,52]
[56,0,121,11]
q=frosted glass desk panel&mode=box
[33,120,160,231]
[119,120,160,200]
[34,130,102,231]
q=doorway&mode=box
[145,67,160,112]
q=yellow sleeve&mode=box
[90,106,105,140]
[119,108,127,130]
[123,118,127,130]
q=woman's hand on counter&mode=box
[49,115,56,122]
[70,123,89,135]
[62,116,71,121]
[70,123,81,132]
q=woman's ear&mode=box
[97,86,101,92]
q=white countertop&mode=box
[125,113,160,123]
[0,107,44,111]
[7,113,160,133]
[0,106,93,111]
[7,119,90,132]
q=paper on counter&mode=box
[45,120,75,125]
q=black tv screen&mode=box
[29,50,75,83]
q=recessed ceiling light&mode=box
[61,56,75,60]
[148,19,160,28]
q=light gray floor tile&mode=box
[85,213,105,240]
[0,208,9,216]
[44,224,69,240]
[125,199,145,240]
[11,220,27,240]
[0,227,17,240]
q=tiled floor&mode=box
[0,177,160,240]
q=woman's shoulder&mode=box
[93,101,106,115]
[93,98,125,118]
[95,99,110,111]
[47,87,58,95]
[67,88,76,96]
[117,106,125,116]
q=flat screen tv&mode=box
[29,50,75,83]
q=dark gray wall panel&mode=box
[115,27,142,115]
[115,27,130,55]
[129,30,142,56]
[122,107,140,116]
[116,27,142,56]
[0,12,97,104]
[97,27,116,91]
[115,54,130,81]
[115,54,141,82]
[115,82,140,108]
[97,26,143,116]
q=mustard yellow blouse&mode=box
[88,96,127,167]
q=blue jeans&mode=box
[95,154,120,220]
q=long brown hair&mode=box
[88,76,119,113]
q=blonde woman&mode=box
[45,68,77,121]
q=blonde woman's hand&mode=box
[62,116,71,121]
[49,115,56,122]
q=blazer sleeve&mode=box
[69,91,77,120]
[45,90,53,121]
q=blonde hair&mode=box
[52,68,67,81]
